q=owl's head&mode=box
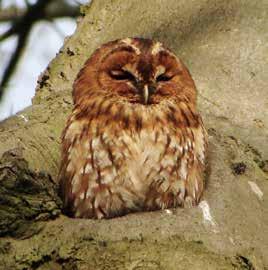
[74,38,196,106]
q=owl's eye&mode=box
[156,74,173,82]
[110,70,136,81]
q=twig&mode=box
[0,3,80,23]
[0,0,53,100]
[0,26,29,93]
[0,0,81,100]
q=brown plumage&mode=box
[58,38,208,219]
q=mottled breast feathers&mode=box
[58,37,208,219]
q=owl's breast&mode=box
[62,118,206,217]
[109,129,186,193]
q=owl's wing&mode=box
[58,114,91,214]
[184,119,208,206]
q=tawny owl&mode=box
[58,38,207,219]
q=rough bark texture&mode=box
[0,0,267,269]
[0,149,62,238]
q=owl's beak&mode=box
[142,84,149,104]
[140,84,156,104]
[141,84,156,105]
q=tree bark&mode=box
[0,0,267,269]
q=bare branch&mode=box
[0,0,54,100]
[0,2,80,23]
[0,25,29,93]
[0,6,24,23]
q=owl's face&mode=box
[74,38,196,106]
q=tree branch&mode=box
[0,0,53,100]
[0,2,80,23]
[0,25,29,92]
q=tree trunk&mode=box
[0,0,267,269]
